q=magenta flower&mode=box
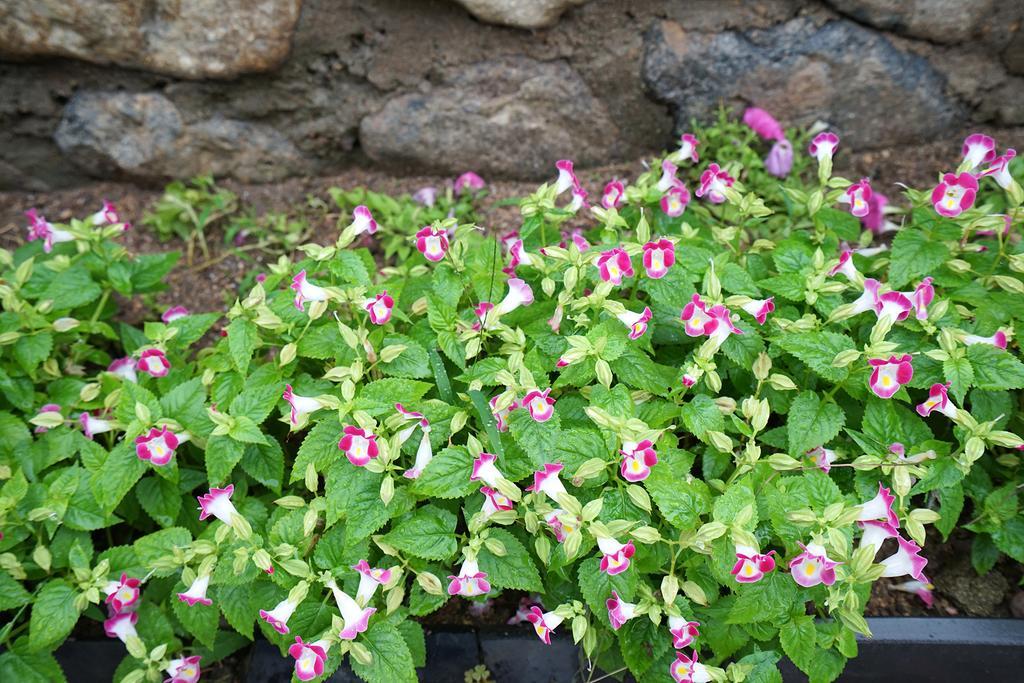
[470,453,506,488]
[412,186,438,207]
[415,225,450,262]
[916,382,959,419]
[931,172,978,218]
[765,139,793,178]
[670,651,712,683]
[489,395,518,432]
[842,178,873,218]
[874,291,913,324]
[365,291,394,325]
[25,209,73,253]
[480,486,515,518]
[743,107,784,141]
[402,423,434,480]
[523,388,555,422]
[291,270,329,312]
[668,617,700,649]
[137,348,170,378]
[165,655,202,683]
[808,132,839,163]
[601,180,625,209]
[681,373,696,388]
[135,426,180,466]
[177,574,212,607]
[862,191,895,234]
[676,133,700,164]
[79,412,115,440]
[597,538,635,575]
[567,186,588,213]
[348,205,378,236]
[597,248,634,285]
[856,482,900,528]
[617,306,652,340]
[847,278,882,316]
[90,200,124,227]
[892,578,935,608]
[161,306,189,323]
[448,558,491,597]
[706,304,743,347]
[283,385,330,426]
[104,611,138,643]
[526,463,567,502]
[806,446,837,474]
[104,573,141,614]
[506,238,538,273]
[554,160,578,195]
[473,301,495,331]
[961,133,996,171]
[260,597,300,635]
[981,148,1017,189]
[858,519,899,553]
[660,184,691,217]
[495,278,534,316]
[197,484,239,524]
[545,509,574,542]
[606,591,638,630]
[868,354,913,399]
[880,535,929,580]
[731,545,776,583]
[740,297,775,325]
[642,239,675,279]
[454,172,485,195]
[107,357,138,383]
[526,607,564,644]
[908,277,934,321]
[619,440,657,482]
[963,330,1008,349]
[327,579,376,640]
[289,638,329,682]
[656,159,680,193]
[695,163,734,204]
[338,426,380,467]
[353,559,393,605]
[680,294,714,337]
[828,250,859,281]
[789,542,840,588]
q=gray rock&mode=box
[360,57,618,179]
[0,0,302,78]
[451,0,589,29]
[642,17,963,149]
[826,1,1022,48]
[54,91,307,183]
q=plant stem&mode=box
[90,289,111,324]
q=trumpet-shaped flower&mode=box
[506,238,538,273]
[415,226,449,262]
[161,305,189,323]
[908,278,934,320]
[137,348,170,378]
[104,611,138,643]
[165,655,202,683]
[527,463,566,502]
[454,172,485,195]
[523,388,555,422]
[858,519,899,553]
[473,302,495,331]
[619,440,658,482]
[731,545,776,583]
[843,278,881,317]
[567,186,588,213]
[365,291,394,325]
[874,291,913,324]
[490,395,518,432]
[448,558,491,597]
[892,578,935,608]
[402,424,434,479]
[554,160,578,195]
[677,133,700,163]
[177,573,212,607]
[80,412,115,440]
[597,537,635,575]
[671,651,712,683]
[545,509,575,542]
[856,482,900,528]
[108,357,138,383]
[480,486,515,518]
[706,304,743,347]
[597,248,634,285]
[617,306,652,340]
[606,591,637,630]
[526,607,563,644]
[656,159,680,193]
[868,354,913,399]
[348,205,378,236]
[197,484,239,525]
[642,239,675,279]
[808,132,839,163]
[680,294,715,337]
[291,270,329,312]
[841,178,872,218]
[328,580,376,640]
[828,250,860,281]
[660,184,691,217]
[135,426,180,466]
[289,637,329,682]
[981,148,1017,188]
[668,616,700,649]
[26,209,74,252]
[353,560,393,605]
[601,180,625,209]
[104,573,141,613]
[413,186,438,206]
[931,172,978,218]
[915,382,959,419]
[696,163,734,204]
[879,535,928,580]
[743,107,784,140]
[495,278,534,316]
[260,597,301,635]
[470,453,506,488]
[807,446,837,474]
[283,385,330,426]
[338,426,379,467]
[765,139,793,177]
[740,297,775,325]
[789,542,840,588]
[90,200,124,227]
[961,133,996,171]
[862,191,898,234]
[963,330,1007,349]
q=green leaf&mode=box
[727,572,798,624]
[33,266,102,309]
[0,572,32,610]
[216,583,254,640]
[477,528,542,592]
[775,331,855,382]
[398,621,427,669]
[350,622,417,683]
[160,378,209,435]
[645,451,710,529]
[92,443,147,514]
[313,523,370,571]
[324,462,413,539]
[578,556,637,622]
[992,516,1024,563]
[172,592,219,648]
[508,408,562,462]
[13,333,52,372]
[779,615,816,674]
[681,395,724,442]
[967,345,1024,390]
[380,505,458,561]
[227,318,258,375]
[355,378,432,415]
[0,643,66,683]
[136,475,181,527]
[229,364,282,423]
[290,419,343,482]
[888,229,949,288]
[240,440,284,493]
[205,434,247,485]
[942,356,974,403]
[787,392,844,456]
[381,334,431,379]
[28,580,80,651]
[410,446,475,499]
[134,527,191,576]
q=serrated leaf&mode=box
[967,345,1024,390]
[775,331,855,383]
[28,580,80,652]
[136,475,181,527]
[379,505,457,561]
[350,622,417,683]
[410,446,475,499]
[888,229,949,288]
[172,593,219,648]
[477,528,542,592]
[787,392,844,456]
[205,434,246,485]
[227,318,258,375]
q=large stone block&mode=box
[826,1,1021,48]
[451,0,589,29]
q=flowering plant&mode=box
[1,114,1023,683]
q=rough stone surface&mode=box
[452,0,589,29]
[934,557,1010,617]
[642,17,963,149]
[361,57,617,178]
[0,0,303,78]
[827,0,1022,47]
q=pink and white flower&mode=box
[473,302,495,331]
[731,545,776,584]
[696,163,734,204]
[963,330,1007,349]
[841,178,873,218]
[260,597,300,635]
[862,191,898,234]
[660,184,690,217]
[108,357,138,383]
[858,519,899,552]
[597,248,634,285]
[455,172,486,195]
[617,306,652,340]
[283,385,329,426]
[135,426,180,466]
[856,482,900,529]
[619,440,657,482]
[544,509,575,542]
[526,463,567,502]
[338,426,380,467]
[495,278,534,316]
[197,484,240,525]
[874,291,913,324]
[642,239,675,279]
[916,382,959,419]
[682,373,696,388]
[26,209,73,253]
[892,578,935,608]
[567,186,588,213]
[448,558,491,597]
[165,655,202,683]
[668,617,700,649]
[523,388,555,422]
[808,132,839,163]
[676,133,700,164]
[489,395,518,432]
[289,637,329,682]
[80,412,115,440]
[415,225,449,262]
[506,238,537,273]
[846,278,882,316]
[931,172,978,218]
[161,306,189,323]
[765,139,793,178]
[413,186,438,207]
[365,291,394,325]
[706,304,743,347]
[671,651,712,683]
[908,278,934,321]
[525,607,563,644]
[104,611,138,643]
[743,107,784,141]
[177,573,212,607]
[601,180,625,209]
[470,453,506,488]
[328,579,376,640]
[807,446,838,474]
[961,133,996,171]
[353,559,393,605]
[104,573,141,613]
[656,159,680,193]
[480,486,515,518]
[137,348,170,378]
[680,294,715,337]
[868,354,913,399]
[740,297,774,325]
[880,535,929,580]
[291,270,329,312]
[788,542,840,588]
[981,148,1017,189]
[597,537,635,575]
[606,591,637,630]
[828,250,860,281]
[402,424,434,479]
[90,200,123,227]
[554,160,578,195]
[348,205,378,236]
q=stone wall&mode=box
[0,0,1020,190]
